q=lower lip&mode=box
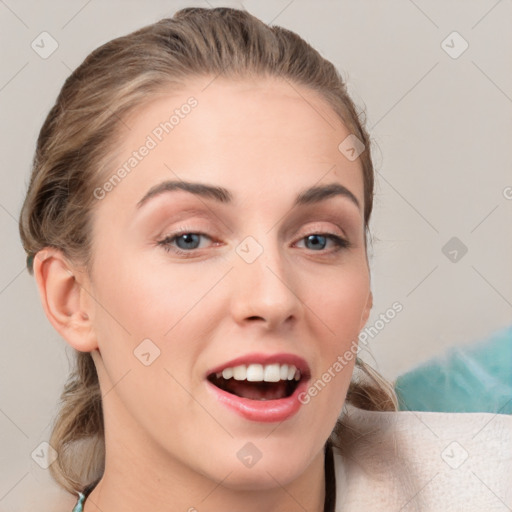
[205,378,309,423]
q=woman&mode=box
[18,7,508,512]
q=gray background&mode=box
[1,0,511,509]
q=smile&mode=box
[207,363,302,401]
[205,353,311,422]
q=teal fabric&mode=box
[71,480,98,512]
[71,492,86,512]
[395,325,512,413]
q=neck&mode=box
[84,453,326,512]
[82,394,328,512]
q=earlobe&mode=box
[33,248,97,352]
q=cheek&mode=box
[309,265,370,338]
[93,251,195,336]
[303,274,365,419]
[90,249,223,379]
[88,252,215,430]
[303,263,369,409]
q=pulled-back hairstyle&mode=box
[18,6,397,496]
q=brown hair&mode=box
[18,6,397,496]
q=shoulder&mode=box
[332,405,512,511]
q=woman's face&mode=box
[84,76,372,490]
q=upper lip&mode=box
[206,352,311,380]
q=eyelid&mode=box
[159,221,213,237]
[159,217,350,241]
[293,221,348,240]
[161,221,347,240]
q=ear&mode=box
[33,248,98,352]
[359,289,373,331]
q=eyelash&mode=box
[156,229,352,258]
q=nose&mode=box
[229,238,302,331]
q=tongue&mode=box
[225,380,289,400]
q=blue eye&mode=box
[157,231,351,258]
[157,232,212,257]
[296,234,351,252]
[304,234,329,250]
[172,233,201,250]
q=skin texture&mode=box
[34,76,373,512]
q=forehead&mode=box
[95,76,365,217]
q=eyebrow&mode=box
[136,180,361,211]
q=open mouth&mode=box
[207,363,306,401]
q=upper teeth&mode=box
[216,364,301,382]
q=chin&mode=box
[197,440,316,490]
[220,460,309,491]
